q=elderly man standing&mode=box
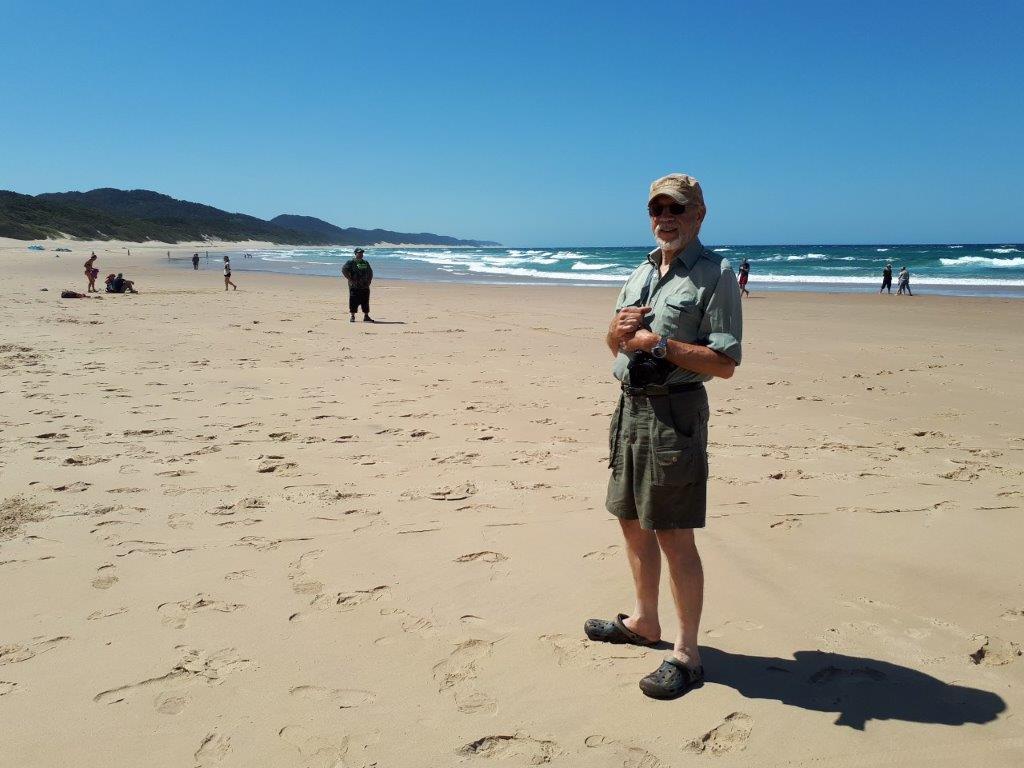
[342,248,374,322]
[586,173,742,699]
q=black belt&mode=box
[621,381,704,397]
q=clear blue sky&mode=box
[2,1,1021,246]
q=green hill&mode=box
[271,214,500,247]
[0,191,182,241]
[0,187,498,246]
[37,189,312,244]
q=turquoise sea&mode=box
[209,244,1024,298]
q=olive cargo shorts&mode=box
[606,387,710,530]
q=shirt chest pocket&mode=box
[662,297,703,342]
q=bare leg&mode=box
[655,528,703,669]
[618,518,662,642]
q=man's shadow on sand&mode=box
[696,647,1005,731]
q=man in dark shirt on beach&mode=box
[342,248,374,323]
[880,263,892,293]
[587,173,742,700]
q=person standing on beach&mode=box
[84,253,98,292]
[192,253,200,270]
[897,266,912,296]
[223,255,237,291]
[588,173,742,700]
[342,248,374,322]
[880,263,893,293]
[738,258,751,297]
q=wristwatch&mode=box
[651,335,669,359]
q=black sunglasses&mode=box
[648,201,686,217]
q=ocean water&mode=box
[206,243,1024,298]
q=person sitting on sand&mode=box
[105,273,138,294]
[223,256,237,291]
[84,254,98,292]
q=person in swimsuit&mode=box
[84,254,98,292]
[223,256,237,291]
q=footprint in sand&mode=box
[157,595,245,629]
[703,619,764,639]
[0,681,17,696]
[63,454,111,466]
[87,607,128,621]
[288,685,376,709]
[194,732,231,766]
[432,639,497,714]
[93,647,252,708]
[290,585,391,622]
[256,456,298,474]
[380,607,437,637]
[91,564,119,590]
[429,482,477,501]
[454,551,509,564]
[970,635,1022,666]
[459,733,558,763]
[278,725,350,768]
[167,512,192,530]
[0,636,69,666]
[584,734,664,768]
[582,545,620,561]
[288,550,325,595]
[49,482,91,493]
[684,712,753,754]
[538,633,647,668]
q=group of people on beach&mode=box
[732,259,913,297]
[880,263,913,295]
[82,253,137,294]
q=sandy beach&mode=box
[1,238,1022,767]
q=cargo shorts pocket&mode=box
[652,439,708,487]
[607,399,623,470]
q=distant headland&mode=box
[0,188,500,247]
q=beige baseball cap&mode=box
[648,173,705,209]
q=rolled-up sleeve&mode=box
[702,263,743,365]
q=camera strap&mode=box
[637,265,658,306]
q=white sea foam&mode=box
[571,262,613,270]
[876,248,889,252]
[753,273,1024,286]
[939,256,1024,268]
[784,253,829,261]
[464,263,627,281]
[985,247,1021,254]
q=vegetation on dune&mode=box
[1,187,498,246]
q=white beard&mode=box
[655,232,683,252]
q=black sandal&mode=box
[583,613,659,647]
[639,657,704,699]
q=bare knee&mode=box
[619,518,657,547]
[655,528,700,562]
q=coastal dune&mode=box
[1,239,1022,767]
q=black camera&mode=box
[625,311,674,387]
[626,350,674,388]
